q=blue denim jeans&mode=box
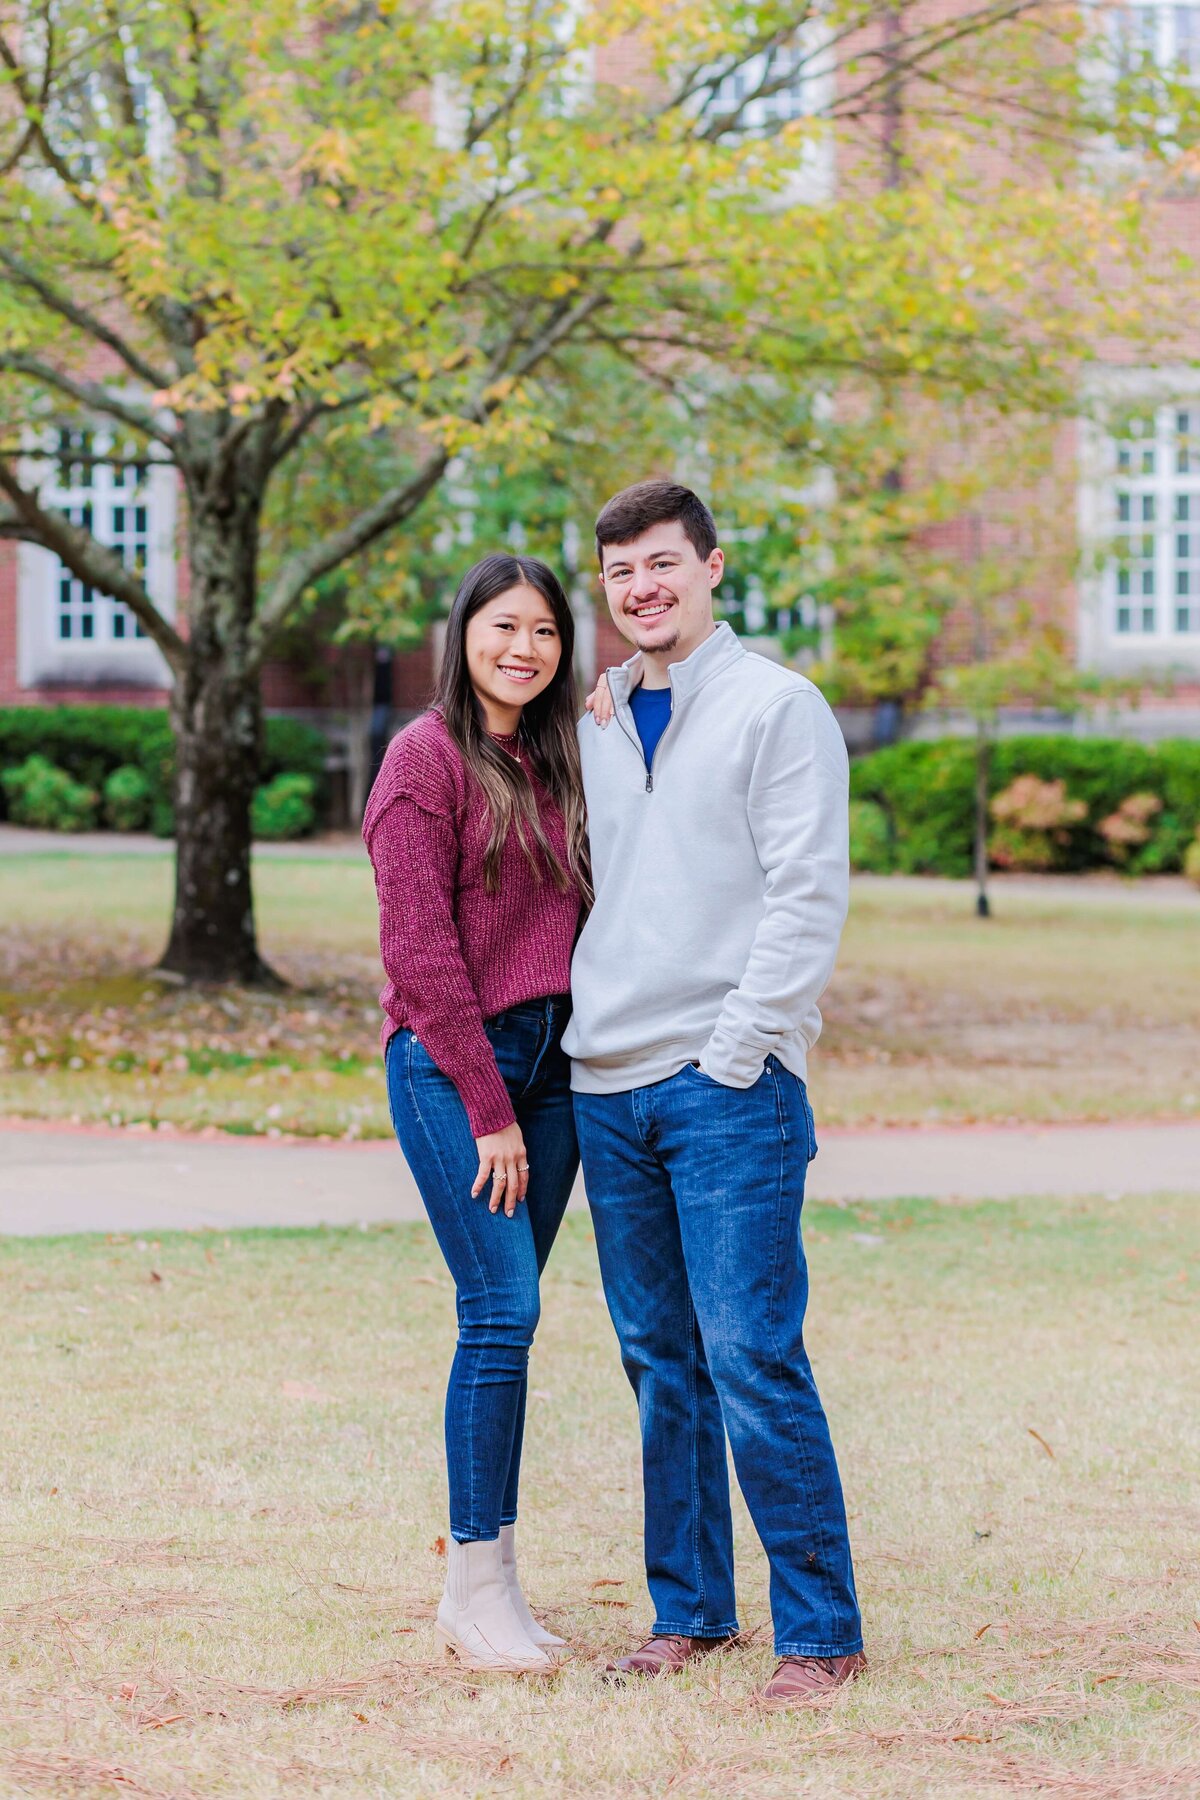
[386,997,577,1543]
[573,1060,862,1658]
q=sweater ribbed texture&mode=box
[363,710,581,1136]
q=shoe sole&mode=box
[434,1623,553,1675]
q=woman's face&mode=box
[464,583,562,729]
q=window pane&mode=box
[46,430,157,647]
[1116,5,1159,70]
[1176,5,1200,75]
[1117,606,1132,632]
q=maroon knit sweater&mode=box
[362,710,582,1136]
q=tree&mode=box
[0,0,1170,979]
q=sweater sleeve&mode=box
[367,792,516,1137]
[699,689,850,1087]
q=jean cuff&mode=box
[450,1529,501,1543]
[652,1620,740,1639]
[774,1637,864,1658]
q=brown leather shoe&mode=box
[760,1651,866,1707]
[604,1633,735,1680]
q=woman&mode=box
[363,553,589,1676]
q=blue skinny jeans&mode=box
[386,997,577,1543]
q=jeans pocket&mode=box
[383,1030,403,1137]
[797,1079,818,1163]
[679,1060,725,1089]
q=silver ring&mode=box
[518,1163,530,1172]
[493,1171,507,1183]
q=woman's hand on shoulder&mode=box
[472,1123,529,1217]
[584,671,615,728]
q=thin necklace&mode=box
[492,727,522,765]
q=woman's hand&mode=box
[472,1123,529,1217]
[584,671,615,728]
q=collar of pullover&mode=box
[607,620,744,708]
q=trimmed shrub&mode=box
[1097,791,1163,865]
[849,739,977,877]
[102,764,153,832]
[851,735,1200,876]
[1,755,98,832]
[251,772,317,841]
[0,705,329,832]
[988,775,1087,871]
[849,798,892,872]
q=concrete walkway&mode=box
[1,1118,1197,1237]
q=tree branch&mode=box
[0,355,174,448]
[0,456,185,665]
[826,0,1047,121]
[250,451,451,664]
[0,24,113,224]
[0,506,50,545]
[267,390,371,472]
[0,250,173,391]
[251,277,613,661]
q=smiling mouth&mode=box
[498,665,538,681]
[628,601,673,620]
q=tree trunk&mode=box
[974,721,992,919]
[157,480,278,984]
[158,662,275,982]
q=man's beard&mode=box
[632,623,679,654]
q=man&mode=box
[564,480,864,1706]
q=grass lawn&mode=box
[1,850,1198,1136]
[1,1194,1196,1798]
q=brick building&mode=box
[3,6,1198,785]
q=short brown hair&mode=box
[595,480,718,567]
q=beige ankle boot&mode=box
[500,1523,569,1658]
[435,1536,554,1674]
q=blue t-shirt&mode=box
[628,684,672,772]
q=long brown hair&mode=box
[435,552,591,905]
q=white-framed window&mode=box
[691,33,834,202]
[707,45,811,136]
[49,428,153,644]
[432,0,593,152]
[1109,406,1200,637]
[16,419,176,690]
[1112,0,1200,76]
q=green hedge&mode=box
[0,705,329,833]
[850,735,1200,877]
[251,772,317,841]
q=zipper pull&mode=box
[645,772,653,793]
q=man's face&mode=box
[599,520,724,660]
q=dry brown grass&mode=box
[0,1192,1196,1798]
[1,855,1198,1135]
